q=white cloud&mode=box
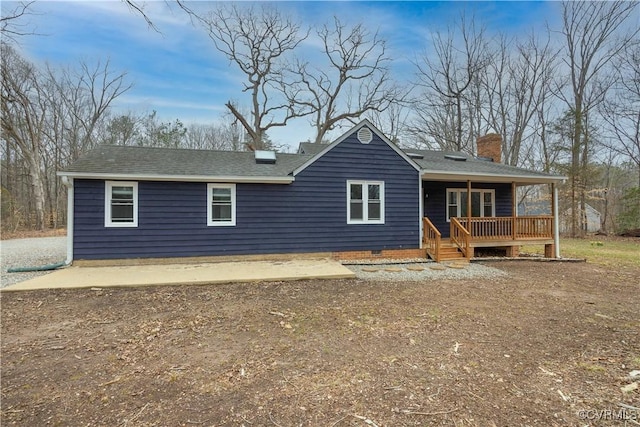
[12,0,579,152]
[118,93,224,111]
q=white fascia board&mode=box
[421,170,567,185]
[292,119,421,176]
[56,171,294,184]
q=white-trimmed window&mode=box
[347,180,384,224]
[105,181,138,227]
[207,183,236,226]
[446,188,495,221]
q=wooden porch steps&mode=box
[422,215,556,263]
[437,246,467,262]
[426,242,469,263]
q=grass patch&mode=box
[522,237,640,268]
[577,362,607,373]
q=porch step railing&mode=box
[456,216,553,240]
[422,216,552,262]
[422,217,442,262]
[450,217,471,259]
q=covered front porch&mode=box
[421,178,562,263]
[423,215,556,262]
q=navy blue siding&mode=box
[423,181,512,238]
[73,131,420,259]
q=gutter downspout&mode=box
[9,177,74,273]
[61,176,74,265]
[553,183,561,258]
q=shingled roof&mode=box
[297,142,328,156]
[296,139,562,184]
[60,141,564,185]
[405,149,563,184]
[60,145,312,183]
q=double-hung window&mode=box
[446,188,495,221]
[347,180,384,224]
[105,181,138,227]
[207,183,236,226]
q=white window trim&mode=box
[446,188,495,221]
[105,181,138,227]
[347,180,385,225]
[207,183,236,226]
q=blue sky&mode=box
[6,1,562,150]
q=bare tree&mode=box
[199,4,308,149]
[366,100,412,145]
[558,0,639,236]
[600,43,640,187]
[484,33,558,166]
[285,17,402,144]
[185,123,235,150]
[1,43,130,230]
[532,94,564,175]
[51,60,131,160]
[408,93,459,150]
[0,1,37,42]
[414,14,490,152]
[1,43,49,229]
[122,0,198,32]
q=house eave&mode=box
[56,171,294,184]
[421,170,567,185]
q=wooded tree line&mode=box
[1,1,639,235]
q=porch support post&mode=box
[466,179,471,229]
[512,182,517,240]
[553,183,561,258]
[419,176,424,249]
[466,179,473,258]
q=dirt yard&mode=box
[2,261,639,426]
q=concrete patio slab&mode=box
[2,259,355,291]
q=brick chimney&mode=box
[476,133,502,163]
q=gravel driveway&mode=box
[1,237,67,288]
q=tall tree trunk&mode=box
[456,97,463,151]
[571,105,582,237]
[26,155,46,230]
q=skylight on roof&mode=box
[444,154,467,161]
[407,152,424,159]
[255,150,276,164]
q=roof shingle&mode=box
[61,145,311,179]
[60,144,563,184]
[407,149,559,180]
